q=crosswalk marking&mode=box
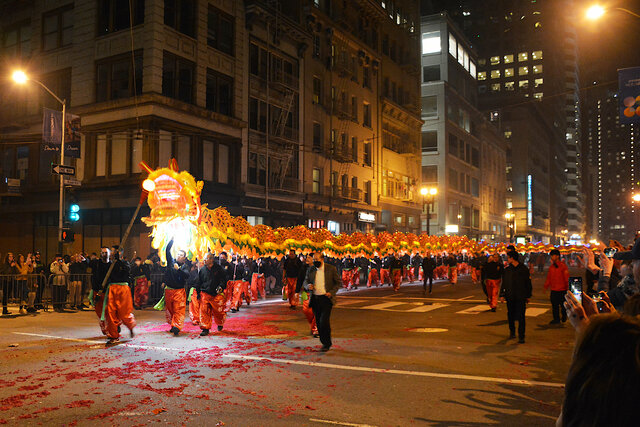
[525,307,548,317]
[457,305,489,315]
[336,299,368,306]
[361,301,406,310]
[406,303,449,313]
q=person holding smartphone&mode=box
[544,249,570,324]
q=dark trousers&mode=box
[550,290,567,322]
[52,285,66,310]
[310,294,333,348]
[1,280,9,308]
[506,299,526,339]
[423,271,434,292]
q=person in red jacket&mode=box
[544,249,569,324]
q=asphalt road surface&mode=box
[0,269,576,426]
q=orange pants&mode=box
[471,268,480,284]
[251,274,266,302]
[189,289,200,325]
[165,288,186,331]
[302,297,317,334]
[342,270,358,289]
[367,269,379,287]
[94,292,108,336]
[230,280,250,309]
[284,277,298,306]
[200,291,226,330]
[391,269,402,291]
[105,284,136,340]
[380,269,391,284]
[485,279,501,309]
[133,277,149,307]
[449,267,458,284]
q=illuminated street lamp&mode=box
[505,212,516,243]
[13,70,67,253]
[420,186,438,235]
[632,193,640,203]
[586,4,640,20]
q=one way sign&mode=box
[51,164,75,176]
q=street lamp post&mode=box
[586,4,640,20]
[13,70,67,253]
[420,186,438,236]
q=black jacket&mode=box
[164,241,190,289]
[90,259,111,293]
[109,259,130,284]
[500,263,532,300]
[283,256,302,278]
[421,257,436,272]
[196,263,226,296]
[484,261,504,280]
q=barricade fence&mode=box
[0,273,48,309]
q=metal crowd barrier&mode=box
[148,272,165,306]
[46,273,94,311]
[0,273,48,310]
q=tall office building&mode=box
[422,0,583,243]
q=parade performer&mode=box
[402,253,412,282]
[160,240,190,336]
[341,255,357,290]
[470,254,481,285]
[187,262,201,325]
[90,247,111,335]
[197,253,227,336]
[297,254,318,337]
[250,257,267,302]
[380,255,392,286]
[447,254,459,285]
[104,246,136,345]
[283,250,302,309]
[411,253,422,284]
[368,256,380,287]
[131,256,151,309]
[390,253,403,292]
[484,253,504,311]
[229,257,247,312]
[218,252,233,310]
[239,257,253,305]
[422,252,436,294]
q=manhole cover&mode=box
[407,328,448,333]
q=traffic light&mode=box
[62,228,74,243]
[68,203,80,222]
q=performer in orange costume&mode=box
[162,240,190,336]
[282,250,302,309]
[196,253,227,336]
[103,247,136,345]
[250,257,267,302]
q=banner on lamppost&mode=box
[619,67,640,124]
[42,108,81,158]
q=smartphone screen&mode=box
[603,248,617,258]
[569,277,582,304]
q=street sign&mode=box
[51,164,75,176]
[63,177,81,187]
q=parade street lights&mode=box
[420,186,438,235]
[13,70,67,253]
[505,212,515,243]
[586,4,640,20]
[633,193,640,203]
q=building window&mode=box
[351,176,358,190]
[312,168,321,194]
[363,103,371,127]
[532,50,543,60]
[534,78,543,88]
[96,51,143,102]
[363,66,371,89]
[313,123,323,151]
[162,52,195,104]
[448,32,456,57]
[449,168,458,191]
[504,54,514,64]
[248,152,266,185]
[206,69,233,116]
[449,134,458,156]
[519,80,529,89]
[457,44,464,65]
[423,65,440,82]
[490,69,500,79]
[98,0,144,36]
[491,83,500,92]
[3,21,31,57]
[95,131,145,177]
[469,61,476,78]
[217,143,230,184]
[249,97,267,132]
[207,5,234,55]
[471,177,479,197]
[365,180,372,204]
[165,0,196,38]
[312,77,322,104]
[422,165,437,183]
[534,92,543,100]
[421,31,440,54]
[518,66,529,75]
[471,148,479,167]
[364,142,372,166]
[504,68,514,78]
[42,5,73,51]
[533,64,543,74]
[422,131,437,152]
[312,34,320,58]
[351,96,358,120]
[504,81,514,91]
[41,68,72,111]
[477,71,486,81]
[490,55,500,65]
[422,95,437,118]
[351,136,358,162]
[518,52,528,61]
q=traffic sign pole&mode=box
[58,101,66,252]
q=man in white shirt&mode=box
[304,252,341,352]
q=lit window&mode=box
[463,51,470,71]
[503,54,514,64]
[458,44,464,65]
[534,78,543,87]
[490,69,500,79]
[478,58,486,66]
[533,92,543,100]
[490,56,500,65]
[504,68,514,77]
[519,80,529,89]
[518,52,528,61]
[504,131,512,139]
[448,33,457,57]
[504,81,514,91]
[477,71,486,81]
[533,65,543,74]
[422,31,441,54]
[518,66,529,75]
[491,83,500,92]
[469,61,476,79]
[532,50,542,60]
